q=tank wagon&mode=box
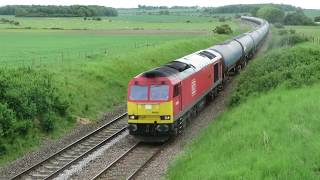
[127,16,269,141]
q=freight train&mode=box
[127,16,269,141]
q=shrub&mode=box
[234,14,241,19]
[279,34,308,47]
[289,29,296,34]
[0,68,71,141]
[274,23,284,29]
[213,24,232,34]
[284,11,314,25]
[218,17,226,22]
[315,16,320,22]
[229,46,320,106]
[278,29,288,35]
[0,103,16,138]
[40,113,55,133]
[257,6,285,23]
[159,10,170,15]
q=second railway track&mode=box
[11,113,128,180]
[91,142,163,180]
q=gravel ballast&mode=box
[0,106,126,179]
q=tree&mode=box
[314,16,320,22]
[257,6,285,23]
[284,11,314,25]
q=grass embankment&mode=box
[167,38,320,178]
[168,85,320,179]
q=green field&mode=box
[0,30,201,66]
[0,15,248,66]
[285,25,320,36]
[167,25,320,179]
[0,15,236,30]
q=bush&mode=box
[289,29,296,34]
[218,17,226,22]
[0,103,16,138]
[315,16,320,22]
[40,113,55,133]
[0,68,70,144]
[274,23,284,29]
[229,46,320,106]
[278,29,288,35]
[234,14,241,19]
[213,24,233,34]
[159,10,170,15]
[284,11,314,25]
[257,6,285,23]
[279,34,308,46]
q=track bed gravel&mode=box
[0,106,126,179]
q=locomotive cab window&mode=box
[130,85,148,101]
[150,85,169,101]
[214,63,219,83]
[173,84,181,97]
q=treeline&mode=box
[256,6,314,25]
[137,5,199,10]
[0,5,118,17]
[203,4,298,14]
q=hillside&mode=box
[167,31,320,179]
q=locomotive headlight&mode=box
[160,115,171,120]
[129,115,138,120]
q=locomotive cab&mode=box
[127,75,177,137]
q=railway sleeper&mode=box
[43,165,60,170]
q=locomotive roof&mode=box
[139,49,221,81]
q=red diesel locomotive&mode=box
[127,50,223,138]
[127,16,269,139]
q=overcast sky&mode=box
[0,0,319,9]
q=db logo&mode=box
[191,79,197,96]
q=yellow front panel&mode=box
[128,101,173,124]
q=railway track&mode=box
[91,142,163,180]
[11,113,128,180]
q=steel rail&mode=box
[11,113,128,180]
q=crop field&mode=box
[0,15,249,67]
[0,15,236,30]
[0,30,202,66]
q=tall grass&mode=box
[167,84,320,179]
[230,42,320,106]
